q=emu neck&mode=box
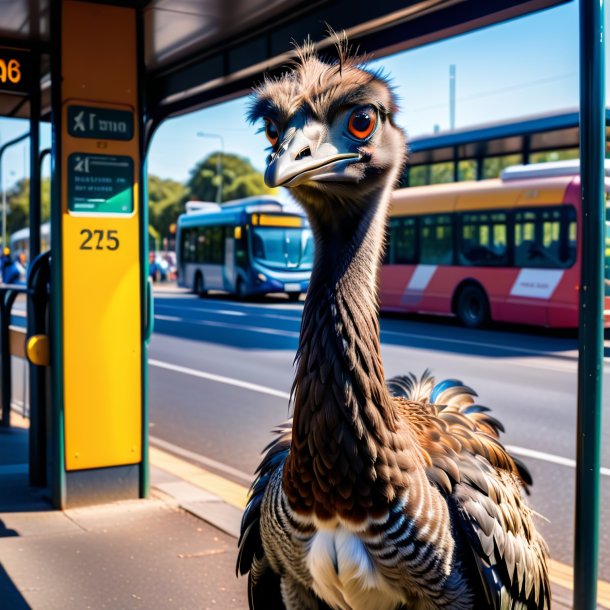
[284,187,403,522]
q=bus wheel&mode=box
[456,284,490,329]
[236,279,248,299]
[287,292,301,302]
[194,273,206,297]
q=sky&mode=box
[0,0,594,191]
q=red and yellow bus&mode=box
[380,161,610,328]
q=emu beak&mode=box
[265,127,361,188]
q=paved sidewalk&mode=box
[0,415,598,609]
[0,420,248,610]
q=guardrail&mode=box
[0,283,29,427]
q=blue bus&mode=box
[176,197,313,300]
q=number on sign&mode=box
[0,59,21,84]
[79,229,120,250]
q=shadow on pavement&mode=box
[152,294,595,361]
[0,563,31,609]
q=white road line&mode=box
[150,435,254,485]
[154,306,586,361]
[153,314,299,338]
[150,358,610,477]
[155,302,301,322]
[381,329,579,360]
[148,358,292,400]
[506,445,610,477]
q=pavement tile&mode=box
[0,501,248,610]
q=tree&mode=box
[2,177,51,243]
[147,175,188,241]
[187,152,276,203]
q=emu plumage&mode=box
[237,38,550,610]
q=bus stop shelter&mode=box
[0,0,604,607]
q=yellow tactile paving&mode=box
[548,559,610,608]
[150,445,249,510]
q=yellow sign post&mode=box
[53,0,145,506]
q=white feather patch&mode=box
[307,527,404,610]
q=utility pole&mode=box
[449,64,456,131]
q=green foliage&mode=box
[3,177,51,242]
[187,152,276,203]
[147,175,188,239]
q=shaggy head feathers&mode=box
[248,37,400,130]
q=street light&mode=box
[196,131,224,203]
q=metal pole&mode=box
[28,48,46,487]
[30,58,42,262]
[574,0,605,608]
[449,64,456,131]
[0,132,30,248]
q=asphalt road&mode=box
[149,286,610,581]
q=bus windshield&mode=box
[252,227,314,269]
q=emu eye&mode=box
[264,119,279,147]
[347,106,377,140]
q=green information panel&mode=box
[68,153,134,214]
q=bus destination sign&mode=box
[68,105,134,141]
[68,153,134,214]
[0,48,30,95]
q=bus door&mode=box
[224,228,236,290]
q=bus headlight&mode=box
[257,273,268,283]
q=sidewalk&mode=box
[0,416,248,610]
[0,414,595,609]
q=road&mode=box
[149,286,610,582]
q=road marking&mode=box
[506,445,610,477]
[154,306,591,363]
[381,328,580,360]
[153,314,300,339]
[155,302,301,322]
[148,358,292,400]
[151,435,254,485]
[148,361,610,476]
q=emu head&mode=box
[248,38,407,221]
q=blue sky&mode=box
[0,0,592,190]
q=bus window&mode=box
[459,211,508,266]
[252,227,311,268]
[388,217,417,264]
[420,214,454,265]
[182,228,197,263]
[514,206,576,269]
[210,227,224,264]
[235,226,248,267]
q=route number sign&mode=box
[0,48,30,94]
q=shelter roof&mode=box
[0,0,570,121]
